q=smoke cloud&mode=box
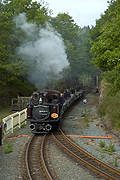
[14,13,69,89]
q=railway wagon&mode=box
[26,89,84,134]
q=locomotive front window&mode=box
[45,94,59,103]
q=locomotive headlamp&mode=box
[52,106,57,113]
[51,113,58,118]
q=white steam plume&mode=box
[14,13,69,89]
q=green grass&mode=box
[4,142,13,154]
[104,143,116,153]
[99,141,105,148]
[99,141,116,153]
[21,122,27,128]
[101,154,105,159]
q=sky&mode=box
[43,0,109,27]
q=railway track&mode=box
[24,134,54,180]
[51,128,120,180]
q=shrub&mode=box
[103,70,120,95]
[98,92,120,129]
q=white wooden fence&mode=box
[2,109,27,135]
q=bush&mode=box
[98,92,120,129]
[103,70,120,95]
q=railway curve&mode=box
[51,128,120,180]
[23,134,55,180]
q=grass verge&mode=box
[98,92,120,130]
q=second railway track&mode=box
[51,128,120,180]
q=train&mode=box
[26,89,84,134]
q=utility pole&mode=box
[96,75,99,88]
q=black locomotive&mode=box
[26,90,62,133]
[26,89,84,133]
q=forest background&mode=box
[0,0,120,130]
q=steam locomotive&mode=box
[26,89,83,133]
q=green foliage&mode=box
[0,0,49,101]
[21,122,27,128]
[99,141,116,153]
[91,0,120,93]
[91,0,120,132]
[98,92,120,129]
[0,106,11,123]
[51,13,98,87]
[101,154,105,159]
[0,0,99,99]
[99,141,105,148]
[104,143,116,153]
[4,142,13,154]
[51,13,79,45]
[102,70,120,95]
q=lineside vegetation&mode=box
[91,0,120,130]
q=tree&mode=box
[51,13,98,87]
[91,0,120,94]
[0,0,49,99]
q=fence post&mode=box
[18,112,21,128]
[25,109,27,124]
[0,122,2,146]
[11,117,14,133]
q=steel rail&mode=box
[60,129,120,177]
[25,135,34,180]
[25,134,53,180]
[51,129,120,180]
[40,135,53,180]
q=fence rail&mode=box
[2,109,27,135]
